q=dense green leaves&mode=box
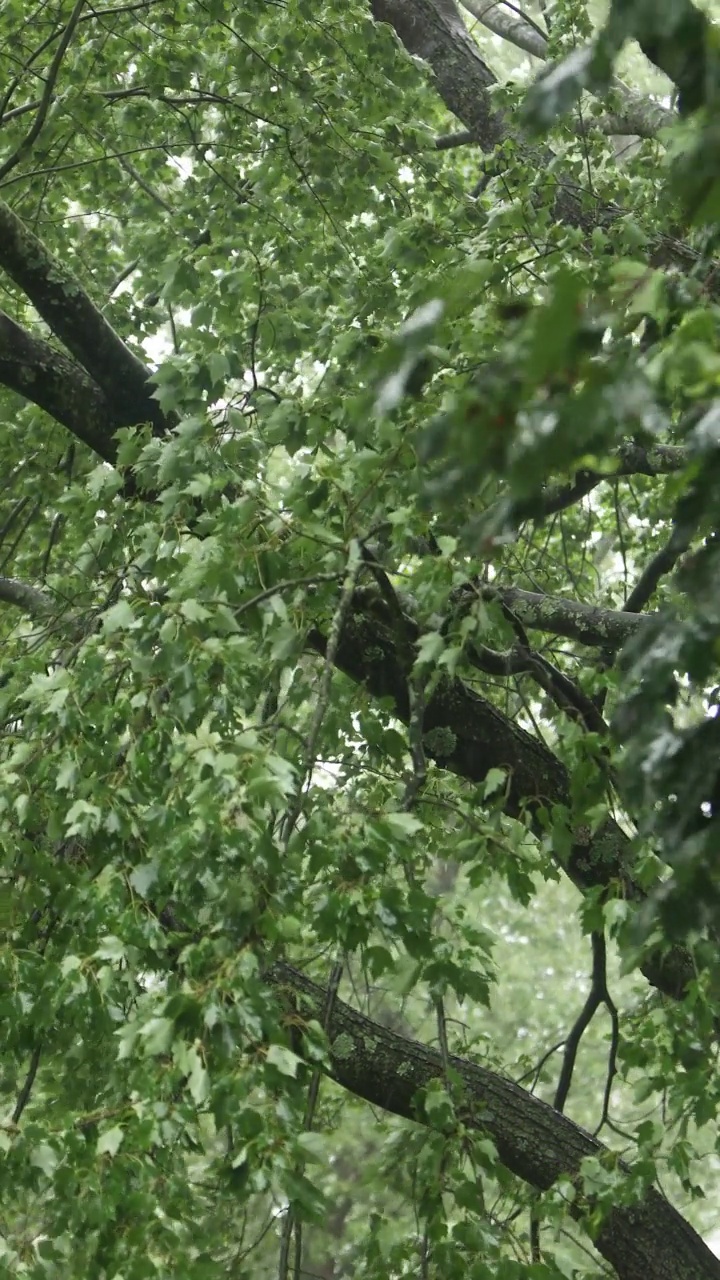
[2,0,720,1277]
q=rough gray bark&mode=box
[370,0,702,275]
[0,309,123,459]
[371,0,619,233]
[460,0,673,139]
[0,198,167,442]
[307,588,697,1004]
[271,960,720,1280]
[476,584,655,647]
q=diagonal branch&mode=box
[460,0,673,138]
[623,522,692,615]
[270,960,720,1280]
[370,0,611,233]
[370,0,704,274]
[0,575,53,618]
[0,199,169,439]
[0,0,87,184]
[0,308,128,459]
[533,441,688,519]
[307,588,696,1004]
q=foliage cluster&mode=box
[2,1,720,1278]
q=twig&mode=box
[0,0,87,184]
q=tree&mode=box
[2,0,720,1276]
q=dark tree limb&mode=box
[535,441,688,519]
[307,587,697,1004]
[0,309,128,459]
[467,638,609,734]
[369,0,704,274]
[0,546,696,1008]
[270,960,720,1280]
[0,199,169,438]
[623,523,692,615]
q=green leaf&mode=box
[96,1125,125,1157]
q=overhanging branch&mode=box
[0,309,126,459]
[535,441,688,518]
[0,576,53,618]
[307,588,696,1004]
[475,584,654,647]
[370,0,703,272]
[460,0,673,139]
[0,199,169,441]
[271,960,720,1280]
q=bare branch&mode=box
[462,0,548,58]
[623,523,691,615]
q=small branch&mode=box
[462,0,547,59]
[0,0,87,184]
[623,523,692,615]
[281,544,364,846]
[12,1042,43,1124]
[112,153,173,212]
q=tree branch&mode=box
[470,583,654,647]
[307,587,696,1004]
[0,308,128,459]
[270,960,720,1280]
[370,0,703,272]
[460,0,673,139]
[531,441,688,519]
[0,200,169,440]
[623,523,691,615]
[0,575,53,618]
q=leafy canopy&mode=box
[3,1,720,1279]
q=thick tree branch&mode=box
[0,576,53,618]
[0,309,128,459]
[460,0,673,139]
[369,0,615,233]
[462,0,548,59]
[471,584,654,647]
[534,441,688,518]
[0,200,169,440]
[271,960,720,1280]
[370,0,703,273]
[307,588,695,1004]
